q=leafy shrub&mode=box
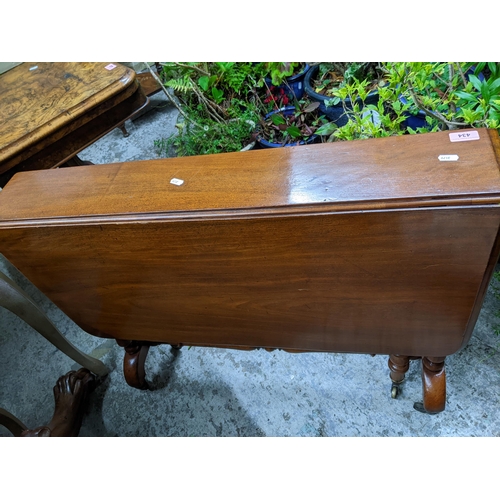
[155,101,259,156]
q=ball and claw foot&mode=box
[20,368,96,437]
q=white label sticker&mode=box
[449,131,480,142]
[105,63,117,70]
[438,155,459,161]
[170,178,184,186]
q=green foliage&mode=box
[155,62,500,157]
[320,78,415,142]
[313,63,383,95]
[257,100,327,145]
[155,101,259,157]
[383,62,500,131]
[314,63,343,94]
[265,62,300,86]
[454,64,500,129]
[164,74,193,93]
[156,62,268,156]
[314,62,500,143]
[315,121,338,136]
[160,62,266,118]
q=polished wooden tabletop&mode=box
[0,62,136,170]
[1,128,499,224]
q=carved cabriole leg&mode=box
[388,354,410,398]
[414,356,446,414]
[116,340,152,390]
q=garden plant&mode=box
[152,61,500,156]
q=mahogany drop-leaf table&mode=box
[1,128,499,414]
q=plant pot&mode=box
[256,135,318,148]
[256,106,319,148]
[304,65,379,126]
[264,64,310,100]
[399,96,430,130]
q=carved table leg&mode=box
[20,368,96,437]
[388,354,410,399]
[117,340,153,390]
[414,356,446,414]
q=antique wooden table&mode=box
[1,128,499,414]
[0,62,148,187]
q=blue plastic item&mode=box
[399,95,429,130]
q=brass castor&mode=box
[391,382,402,399]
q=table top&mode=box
[1,128,500,225]
[0,62,136,166]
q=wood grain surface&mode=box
[1,129,500,358]
[0,207,499,357]
[1,128,499,221]
[0,62,148,184]
[0,63,134,162]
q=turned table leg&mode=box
[414,356,446,414]
[388,354,411,398]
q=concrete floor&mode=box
[1,92,500,437]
